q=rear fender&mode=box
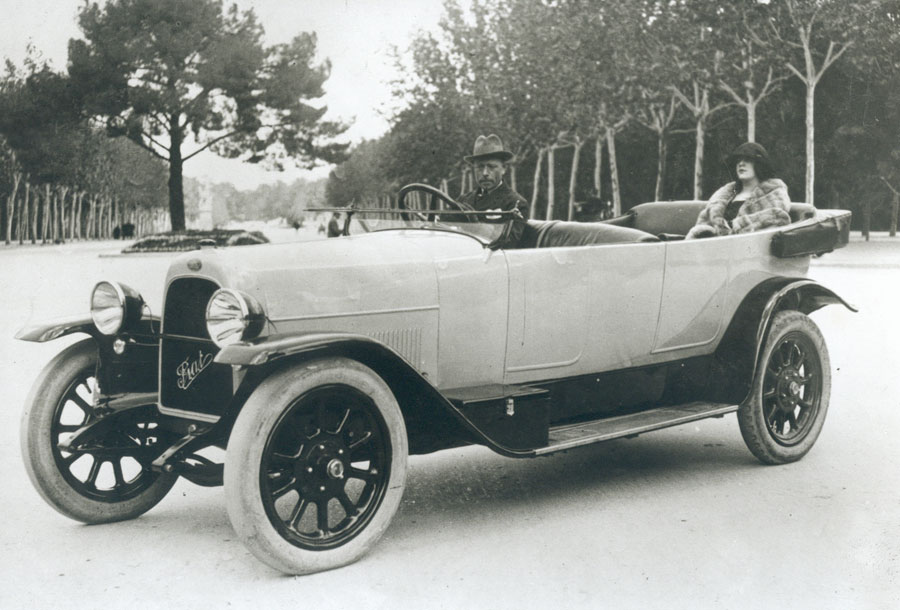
[216,332,533,457]
[711,278,855,404]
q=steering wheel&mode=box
[397,184,469,222]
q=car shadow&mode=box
[384,429,761,542]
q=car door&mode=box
[504,241,666,384]
[652,237,733,354]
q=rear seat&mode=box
[519,201,817,248]
[528,220,659,248]
[619,200,817,236]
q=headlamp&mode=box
[90,281,144,335]
[205,289,265,347]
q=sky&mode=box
[0,0,446,189]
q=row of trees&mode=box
[327,0,900,233]
[1,0,345,243]
[0,56,171,245]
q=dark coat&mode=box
[458,182,529,248]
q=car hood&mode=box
[164,229,487,322]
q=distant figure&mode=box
[121,223,135,238]
[574,191,613,222]
[113,226,121,240]
[687,142,791,239]
[327,212,342,238]
[292,219,301,231]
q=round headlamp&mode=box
[205,289,265,347]
[90,281,144,335]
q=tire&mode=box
[224,357,408,575]
[20,339,177,523]
[738,311,831,465]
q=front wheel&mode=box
[20,339,177,523]
[738,311,831,465]
[224,357,408,575]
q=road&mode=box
[0,235,897,609]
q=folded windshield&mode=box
[345,209,509,245]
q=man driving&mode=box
[459,134,529,248]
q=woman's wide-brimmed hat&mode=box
[725,141,774,178]
[464,134,514,163]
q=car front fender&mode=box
[15,315,98,343]
[216,331,537,458]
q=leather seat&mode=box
[531,220,659,248]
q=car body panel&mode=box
[504,242,666,382]
[18,198,853,456]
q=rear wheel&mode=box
[20,339,177,523]
[225,357,408,575]
[738,311,831,464]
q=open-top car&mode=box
[18,184,853,574]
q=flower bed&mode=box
[123,229,270,253]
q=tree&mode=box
[69,0,347,231]
[758,0,869,205]
[715,0,788,143]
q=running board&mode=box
[535,402,738,455]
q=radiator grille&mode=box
[160,277,231,419]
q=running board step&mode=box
[536,402,738,455]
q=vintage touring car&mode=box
[18,184,853,574]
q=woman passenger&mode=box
[686,142,791,239]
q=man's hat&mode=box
[464,134,514,163]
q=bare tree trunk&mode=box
[68,188,77,239]
[89,194,98,238]
[747,100,757,143]
[18,190,25,245]
[862,198,871,241]
[891,193,899,238]
[593,136,602,196]
[5,172,21,245]
[58,186,69,242]
[546,146,556,221]
[881,177,899,237]
[530,147,545,220]
[804,85,815,205]
[5,193,13,245]
[74,192,83,239]
[27,181,36,244]
[567,140,584,221]
[42,184,51,244]
[606,129,622,217]
[655,133,668,202]
[694,118,705,199]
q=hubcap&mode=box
[327,459,345,480]
[762,332,822,445]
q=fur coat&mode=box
[686,179,791,239]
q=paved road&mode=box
[0,237,897,609]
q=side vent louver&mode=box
[372,328,423,365]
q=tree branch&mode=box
[817,40,852,79]
[182,129,246,161]
[785,62,808,83]
[129,134,169,161]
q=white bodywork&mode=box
[164,218,810,392]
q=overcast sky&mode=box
[0,0,446,189]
